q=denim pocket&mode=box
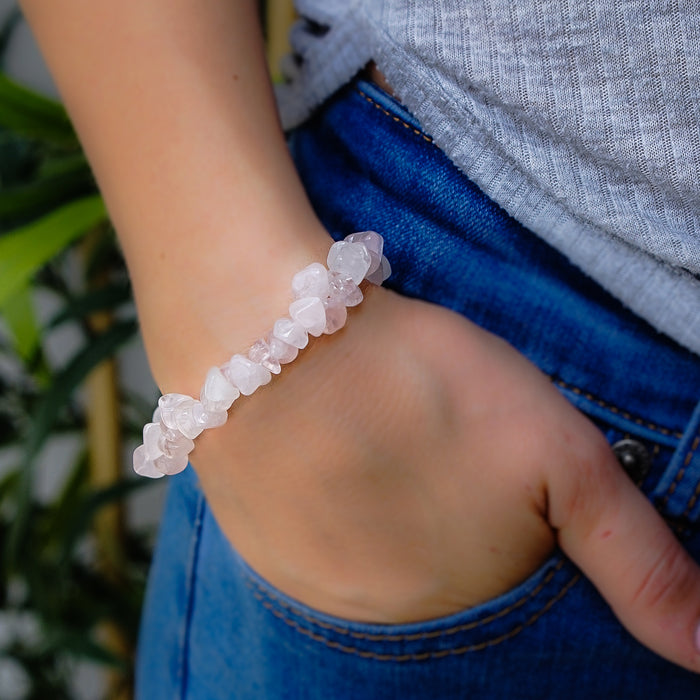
[213,375,683,663]
[188,504,589,697]
[219,389,699,700]
[171,404,700,698]
[220,376,694,665]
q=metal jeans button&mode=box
[612,439,652,483]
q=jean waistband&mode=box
[290,78,700,524]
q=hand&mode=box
[184,288,700,672]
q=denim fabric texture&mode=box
[136,80,700,698]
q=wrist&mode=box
[133,231,391,478]
[135,219,333,394]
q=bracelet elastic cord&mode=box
[133,231,391,478]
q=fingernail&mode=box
[696,622,700,654]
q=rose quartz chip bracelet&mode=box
[133,231,391,478]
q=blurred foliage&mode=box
[0,9,157,698]
[0,2,296,695]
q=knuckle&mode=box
[631,543,697,612]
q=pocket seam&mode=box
[659,429,700,520]
[243,557,582,660]
[245,568,581,661]
[356,87,435,147]
[556,376,700,526]
[553,377,683,439]
[246,557,566,641]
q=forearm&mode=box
[21,0,330,390]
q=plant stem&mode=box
[265,0,295,82]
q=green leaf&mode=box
[0,129,40,186]
[47,450,90,545]
[0,153,95,225]
[0,73,77,147]
[48,280,132,328]
[31,319,137,459]
[47,629,128,669]
[0,284,39,361]
[0,194,107,307]
[0,467,20,500]
[37,151,88,179]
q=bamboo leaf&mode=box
[0,154,95,224]
[37,152,89,179]
[49,451,89,544]
[0,129,39,186]
[0,195,107,306]
[28,319,137,460]
[0,284,39,361]
[0,467,20,499]
[48,280,132,329]
[0,73,77,147]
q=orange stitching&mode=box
[356,88,435,145]
[250,573,580,661]
[246,559,567,642]
[680,434,700,517]
[682,479,700,518]
[661,433,700,509]
[553,378,683,439]
[553,376,700,517]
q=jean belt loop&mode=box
[652,396,700,527]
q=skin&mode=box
[20,0,700,672]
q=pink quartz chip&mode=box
[290,296,327,336]
[323,303,348,334]
[223,354,273,395]
[327,240,371,284]
[200,366,240,413]
[133,444,165,479]
[272,318,309,349]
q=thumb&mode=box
[548,436,700,672]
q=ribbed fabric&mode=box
[277,0,700,356]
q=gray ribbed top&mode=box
[277,0,700,356]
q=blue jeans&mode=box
[136,80,700,698]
